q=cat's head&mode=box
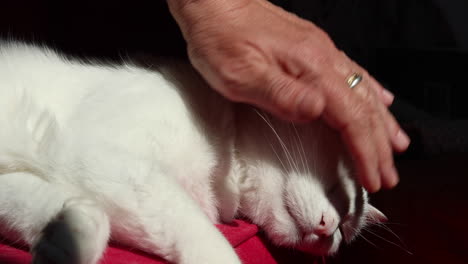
[234,109,386,256]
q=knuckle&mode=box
[268,78,302,117]
[311,28,334,46]
[378,154,395,177]
[379,152,394,169]
[359,86,375,102]
[216,43,270,99]
[370,106,383,122]
[301,95,324,120]
[267,78,324,121]
[367,111,387,138]
[352,145,370,163]
[376,130,393,154]
[357,94,381,119]
[354,143,376,166]
[348,103,369,124]
[294,39,333,68]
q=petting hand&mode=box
[168,0,410,192]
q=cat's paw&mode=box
[31,198,110,264]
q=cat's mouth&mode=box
[297,228,343,256]
[283,202,348,255]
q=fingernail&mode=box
[382,165,399,189]
[391,167,400,187]
[395,129,410,149]
[367,182,381,193]
[382,89,395,103]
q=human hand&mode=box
[168,0,410,192]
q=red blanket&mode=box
[0,220,317,264]
[2,157,467,264]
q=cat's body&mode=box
[0,43,384,264]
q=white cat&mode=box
[0,42,386,264]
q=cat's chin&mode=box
[296,230,342,256]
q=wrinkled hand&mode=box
[168,0,410,192]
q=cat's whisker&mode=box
[286,123,303,176]
[357,233,379,249]
[372,222,407,248]
[375,222,405,226]
[363,227,413,255]
[269,141,288,173]
[365,214,406,245]
[292,123,310,176]
[255,110,298,173]
[283,122,300,174]
[313,124,322,179]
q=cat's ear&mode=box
[365,204,388,223]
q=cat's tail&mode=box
[0,92,56,180]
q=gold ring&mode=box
[346,73,363,89]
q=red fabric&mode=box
[2,199,466,264]
[2,158,467,264]
[0,220,287,264]
[2,197,467,264]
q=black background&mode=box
[0,1,467,264]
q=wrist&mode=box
[167,0,212,10]
[167,0,249,39]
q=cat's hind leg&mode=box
[0,172,110,264]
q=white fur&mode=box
[0,43,384,264]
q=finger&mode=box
[335,52,394,107]
[350,81,400,191]
[350,68,408,152]
[282,40,395,191]
[372,106,399,189]
[250,67,326,122]
[348,74,399,190]
[319,72,385,192]
[353,74,410,152]
[340,116,381,192]
[367,75,394,107]
[378,104,411,153]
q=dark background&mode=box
[1,0,467,157]
[0,1,467,264]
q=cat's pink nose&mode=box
[314,213,337,237]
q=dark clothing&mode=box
[273,0,468,157]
